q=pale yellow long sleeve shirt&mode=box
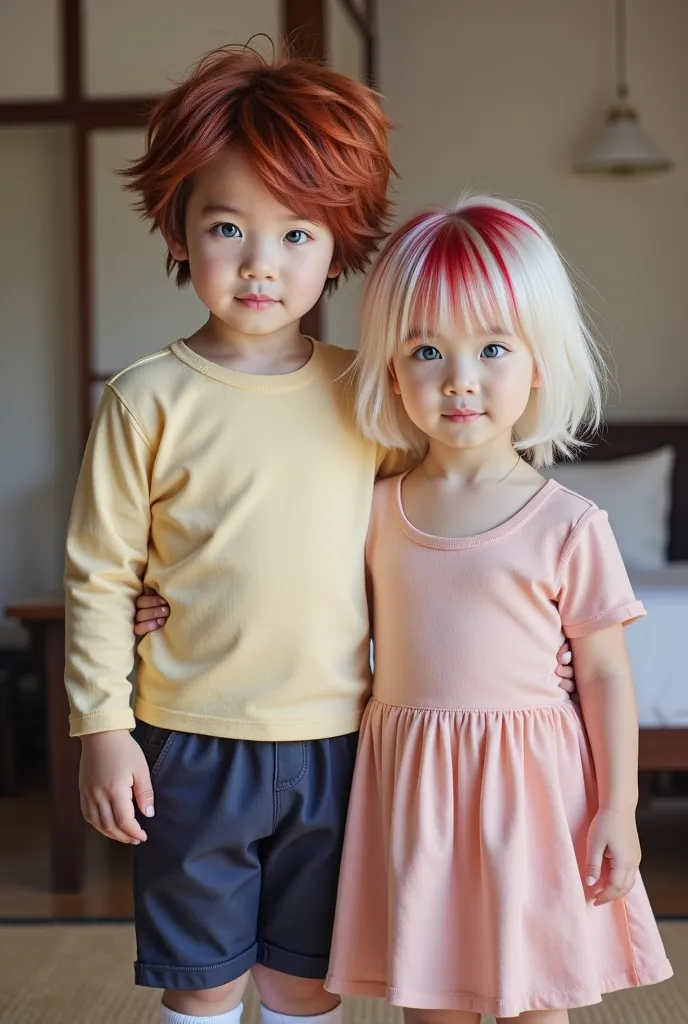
[65,339,389,740]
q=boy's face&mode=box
[168,147,340,340]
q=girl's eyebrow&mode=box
[402,327,439,345]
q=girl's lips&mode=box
[443,411,483,422]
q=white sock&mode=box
[161,1001,243,1024]
[260,1003,342,1024]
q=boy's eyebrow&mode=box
[201,203,244,217]
[201,202,314,223]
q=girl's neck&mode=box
[421,437,522,488]
[403,440,545,541]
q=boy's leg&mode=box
[252,733,359,1024]
[131,723,276,1012]
[162,972,249,1018]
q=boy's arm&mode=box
[65,386,154,738]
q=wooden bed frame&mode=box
[579,423,688,771]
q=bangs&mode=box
[385,205,539,354]
[357,194,604,466]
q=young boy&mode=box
[65,43,393,1024]
[65,42,574,1024]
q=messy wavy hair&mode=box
[122,43,395,290]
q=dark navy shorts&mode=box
[132,721,359,991]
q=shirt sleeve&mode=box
[64,386,154,737]
[557,508,646,639]
[375,445,418,478]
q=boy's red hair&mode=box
[122,44,395,289]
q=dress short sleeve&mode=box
[557,508,646,639]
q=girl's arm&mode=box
[571,623,641,906]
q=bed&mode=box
[577,423,688,771]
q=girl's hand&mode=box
[585,807,641,906]
[134,586,170,636]
[555,642,575,692]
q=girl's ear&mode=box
[531,362,541,388]
[389,362,401,396]
[165,232,188,262]
[327,259,343,280]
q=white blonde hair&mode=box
[354,194,605,467]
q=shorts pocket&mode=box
[134,722,177,780]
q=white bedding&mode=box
[626,565,688,728]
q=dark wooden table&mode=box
[5,597,84,892]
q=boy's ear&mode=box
[165,232,188,262]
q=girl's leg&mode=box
[404,1009,480,1024]
[498,1011,569,1023]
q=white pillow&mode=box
[543,446,676,570]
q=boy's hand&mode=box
[585,807,641,906]
[79,730,154,844]
[134,586,170,636]
[556,642,575,693]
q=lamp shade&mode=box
[576,104,672,173]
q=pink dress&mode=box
[326,476,672,1017]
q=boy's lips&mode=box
[235,294,279,310]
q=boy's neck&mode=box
[184,318,315,376]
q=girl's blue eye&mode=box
[214,222,241,238]
[482,343,507,359]
[414,345,442,361]
[285,229,309,244]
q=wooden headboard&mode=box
[578,423,688,562]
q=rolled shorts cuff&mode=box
[258,939,330,980]
[135,943,258,990]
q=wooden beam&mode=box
[283,0,326,340]
[0,102,70,124]
[81,98,157,129]
[339,0,377,87]
[283,0,326,63]
[62,0,82,104]
[0,97,156,128]
[75,123,93,447]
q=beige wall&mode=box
[1,0,686,641]
[378,0,688,419]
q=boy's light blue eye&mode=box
[285,229,309,244]
[482,343,507,359]
[414,345,442,361]
[214,222,241,238]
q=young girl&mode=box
[323,196,672,1022]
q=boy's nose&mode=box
[240,249,277,281]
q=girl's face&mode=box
[390,317,540,452]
